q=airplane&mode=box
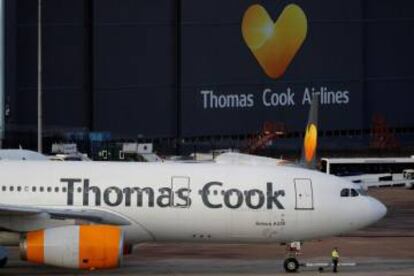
[0,159,386,272]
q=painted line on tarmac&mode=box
[304,262,356,267]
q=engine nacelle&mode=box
[20,225,124,269]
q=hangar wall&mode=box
[364,0,414,129]
[181,0,364,136]
[7,0,91,133]
[4,0,414,147]
[93,0,177,138]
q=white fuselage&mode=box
[0,161,386,245]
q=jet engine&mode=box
[20,225,123,269]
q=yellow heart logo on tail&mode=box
[304,123,318,162]
[242,4,308,79]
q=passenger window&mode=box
[1,186,5,191]
[9,186,14,192]
[40,187,44,192]
[340,189,349,197]
[47,187,52,192]
[351,189,359,197]
[55,187,59,192]
[32,186,36,192]
[17,186,22,192]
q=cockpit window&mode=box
[350,189,359,197]
[340,189,349,197]
[341,188,361,197]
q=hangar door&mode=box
[294,179,314,210]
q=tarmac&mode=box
[2,187,414,275]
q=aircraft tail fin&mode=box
[300,94,319,169]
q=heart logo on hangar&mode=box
[242,4,308,79]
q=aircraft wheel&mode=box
[283,257,299,273]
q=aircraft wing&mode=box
[0,204,131,225]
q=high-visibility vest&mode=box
[332,250,339,259]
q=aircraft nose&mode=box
[369,197,387,223]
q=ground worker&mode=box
[331,247,339,273]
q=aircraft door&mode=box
[171,176,191,208]
[294,178,314,210]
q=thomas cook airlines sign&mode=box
[199,3,352,110]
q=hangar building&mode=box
[3,0,414,155]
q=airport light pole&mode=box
[37,0,42,153]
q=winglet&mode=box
[300,94,319,169]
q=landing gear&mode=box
[283,257,299,273]
[283,242,302,273]
[0,247,7,268]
